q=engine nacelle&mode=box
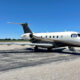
[21,33,33,40]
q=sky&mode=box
[0,0,80,38]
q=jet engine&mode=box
[21,33,33,40]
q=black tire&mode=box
[47,48,52,52]
[34,46,38,52]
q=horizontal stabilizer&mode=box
[8,22,32,33]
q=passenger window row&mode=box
[41,36,63,38]
[40,33,80,38]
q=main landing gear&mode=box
[34,46,38,52]
[47,48,52,52]
[34,46,52,52]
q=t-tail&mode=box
[8,22,34,41]
[8,22,32,33]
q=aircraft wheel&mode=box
[47,48,52,52]
[34,46,38,52]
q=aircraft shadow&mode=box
[26,48,80,55]
[0,48,80,55]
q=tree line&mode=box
[0,38,27,41]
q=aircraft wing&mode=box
[0,42,53,47]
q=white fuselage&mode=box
[22,31,80,47]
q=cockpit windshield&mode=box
[71,34,80,38]
[71,34,77,37]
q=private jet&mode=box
[1,22,80,52]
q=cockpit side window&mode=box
[71,34,77,38]
[78,34,80,37]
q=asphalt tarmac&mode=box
[0,47,79,72]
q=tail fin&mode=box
[8,22,32,33]
[21,23,32,33]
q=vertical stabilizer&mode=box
[21,23,32,33]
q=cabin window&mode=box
[50,36,51,38]
[57,36,58,38]
[46,36,47,38]
[53,36,55,38]
[71,34,77,38]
